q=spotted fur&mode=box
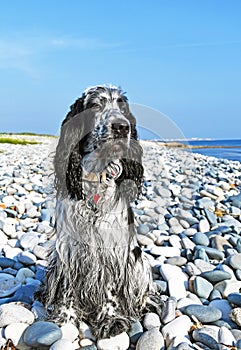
[42,85,162,338]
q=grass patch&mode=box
[0,137,40,145]
[0,132,55,137]
[16,132,55,137]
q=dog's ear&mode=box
[119,94,138,141]
[54,96,93,200]
[62,97,84,125]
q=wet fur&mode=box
[43,85,161,338]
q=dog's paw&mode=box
[95,316,131,338]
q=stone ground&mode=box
[0,136,241,349]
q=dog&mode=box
[43,85,162,338]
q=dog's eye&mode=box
[91,103,101,111]
[118,102,127,114]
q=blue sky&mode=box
[0,0,241,139]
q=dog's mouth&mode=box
[81,140,128,175]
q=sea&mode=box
[183,139,241,163]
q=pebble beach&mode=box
[1,135,241,350]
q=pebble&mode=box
[218,325,236,350]
[17,251,37,265]
[150,246,180,257]
[49,338,76,350]
[143,312,161,330]
[0,278,21,297]
[161,296,177,324]
[192,232,209,246]
[193,276,213,299]
[230,308,241,326]
[137,224,150,235]
[228,292,241,306]
[192,326,219,350]
[0,257,15,268]
[228,253,241,269]
[0,303,35,327]
[165,256,187,266]
[198,218,210,233]
[60,322,79,342]
[128,320,143,344]
[162,314,192,340]
[183,304,222,323]
[214,280,241,298]
[200,269,232,283]
[23,321,62,347]
[195,245,225,260]
[209,299,232,323]
[136,328,164,350]
[97,332,129,350]
[4,322,29,348]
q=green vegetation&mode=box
[0,137,40,145]
[0,132,55,137]
[16,132,55,137]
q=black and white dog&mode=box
[43,85,162,338]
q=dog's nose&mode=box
[112,121,130,137]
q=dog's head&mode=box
[55,85,143,201]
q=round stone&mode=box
[165,256,187,266]
[198,218,210,233]
[4,322,29,348]
[97,332,129,350]
[137,224,150,235]
[192,326,219,350]
[128,320,143,344]
[16,267,35,283]
[162,315,192,340]
[49,339,75,350]
[209,299,232,323]
[214,280,241,298]
[0,257,15,268]
[24,321,62,347]
[183,304,222,323]
[19,232,39,250]
[195,245,224,260]
[0,303,35,327]
[60,323,79,342]
[200,270,232,283]
[228,293,241,306]
[161,296,177,324]
[0,278,21,297]
[229,253,241,270]
[193,276,213,299]
[192,232,209,246]
[143,312,161,330]
[17,251,37,265]
[136,328,164,350]
[230,308,241,327]
[150,246,180,257]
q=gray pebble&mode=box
[192,327,219,350]
[137,224,150,235]
[228,253,241,269]
[128,320,143,344]
[200,269,232,283]
[143,312,161,330]
[136,328,164,350]
[192,232,209,246]
[193,276,213,299]
[183,304,222,323]
[24,321,62,347]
